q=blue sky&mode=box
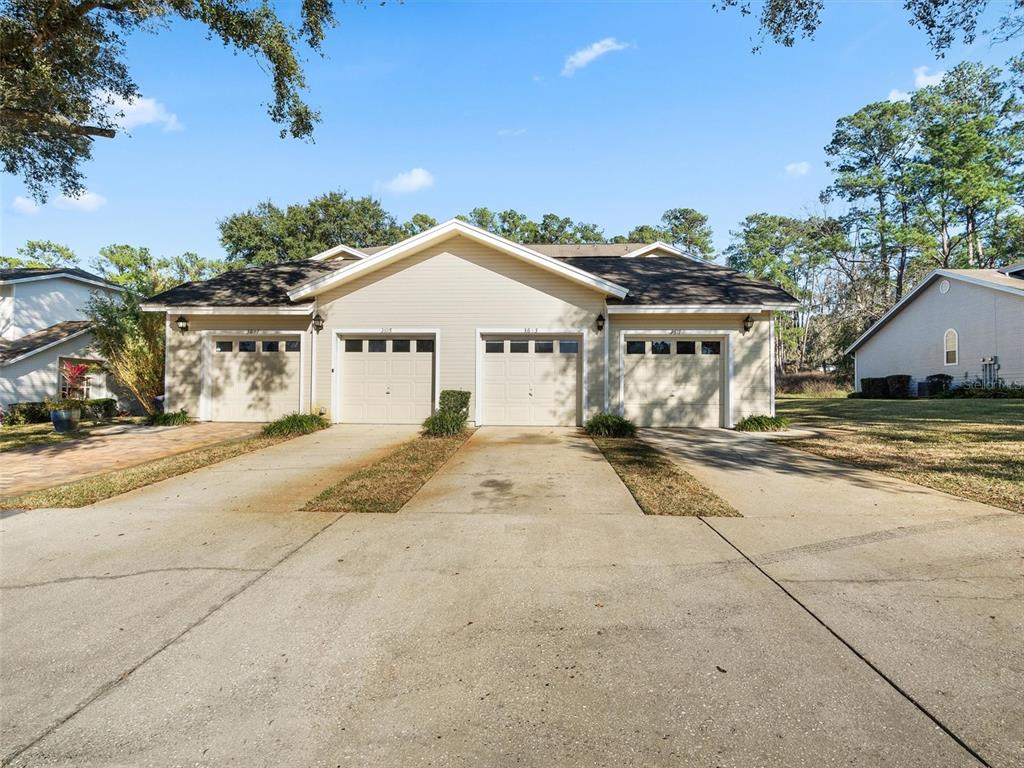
[1,1,1015,265]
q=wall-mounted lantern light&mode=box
[742,314,755,334]
[312,313,325,333]
[596,313,606,333]
[175,315,189,333]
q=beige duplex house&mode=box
[143,219,797,427]
[848,264,1024,392]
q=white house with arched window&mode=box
[847,265,1024,393]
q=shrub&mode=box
[776,371,849,396]
[148,409,191,426]
[925,373,953,390]
[262,412,330,437]
[438,390,471,417]
[422,409,467,436]
[81,398,118,420]
[859,377,890,398]
[885,374,913,399]
[735,414,791,432]
[2,401,50,425]
[583,412,637,438]
[937,384,1024,399]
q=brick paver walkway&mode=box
[1,422,259,497]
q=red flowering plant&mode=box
[47,361,92,412]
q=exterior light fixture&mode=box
[742,315,755,334]
[312,313,325,333]
[596,313,606,333]
[175,315,189,333]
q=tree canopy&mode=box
[1,0,355,201]
[717,0,1023,54]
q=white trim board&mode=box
[846,269,1024,354]
[197,329,306,421]
[0,272,124,292]
[620,241,696,261]
[141,305,314,315]
[309,244,367,261]
[474,327,589,426]
[287,219,629,301]
[606,304,798,314]
[616,328,735,429]
[330,328,442,424]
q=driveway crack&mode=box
[2,566,269,591]
[698,515,993,768]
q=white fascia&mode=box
[0,273,124,292]
[1,326,92,366]
[287,218,629,301]
[139,304,315,315]
[620,241,696,261]
[309,244,367,261]
[606,303,798,314]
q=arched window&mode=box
[944,329,958,366]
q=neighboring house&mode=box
[143,219,798,427]
[0,268,124,407]
[847,263,1024,392]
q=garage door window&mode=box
[345,339,363,352]
[701,341,721,355]
[486,340,504,353]
[535,340,554,353]
[676,340,695,355]
[262,341,279,352]
[216,341,233,353]
[285,340,300,352]
[626,340,645,355]
[368,339,387,352]
[559,340,579,354]
[417,339,434,353]
[239,340,256,352]
[510,340,529,353]
[651,340,671,355]
[392,339,411,353]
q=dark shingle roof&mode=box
[145,259,355,307]
[0,267,121,289]
[0,320,92,364]
[562,256,798,306]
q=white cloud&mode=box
[914,66,945,88]
[888,88,911,102]
[55,191,107,212]
[381,168,434,194]
[104,92,182,132]
[561,37,630,77]
[11,196,40,215]
[785,161,811,177]
[498,127,527,136]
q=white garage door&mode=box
[623,337,723,427]
[209,335,301,422]
[482,337,579,426]
[340,337,434,423]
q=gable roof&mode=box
[287,219,630,301]
[0,267,123,291]
[846,268,1024,354]
[143,259,350,309]
[0,320,92,365]
[562,256,798,307]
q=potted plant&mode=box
[49,361,90,433]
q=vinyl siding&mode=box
[313,235,606,423]
[0,332,111,406]
[608,312,772,425]
[164,315,312,417]
[5,278,118,339]
[856,279,1024,388]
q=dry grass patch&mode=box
[0,434,286,510]
[305,431,471,514]
[0,418,141,452]
[593,436,738,517]
[777,397,1023,512]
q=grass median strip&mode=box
[593,436,739,517]
[0,434,287,510]
[305,431,471,514]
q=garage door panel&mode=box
[481,337,579,426]
[340,337,434,424]
[623,337,723,428]
[209,336,300,422]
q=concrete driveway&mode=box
[643,427,1024,768]
[0,425,1014,767]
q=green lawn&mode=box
[0,418,142,452]
[776,396,1024,512]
